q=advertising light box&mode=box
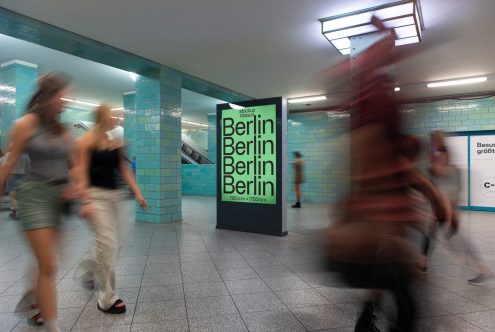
[217,97,287,236]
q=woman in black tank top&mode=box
[75,105,148,314]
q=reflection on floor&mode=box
[1,195,495,331]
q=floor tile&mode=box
[131,320,188,332]
[232,292,286,314]
[189,313,248,332]
[224,278,271,295]
[218,268,258,281]
[183,281,229,298]
[241,309,306,332]
[186,296,239,319]
[291,304,355,331]
[264,276,311,291]
[138,284,184,302]
[0,312,22,331]
[141,271,182,286]
[276,288,331,308]
[133,300,187,323]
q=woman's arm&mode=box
[0,115,36,184]
[118,149,148,209]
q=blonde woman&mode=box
[76,105,147,314]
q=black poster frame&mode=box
[216,97,287,236]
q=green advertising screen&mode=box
[221,104,277,204]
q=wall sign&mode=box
[445,131,495,211]
[217,97,287,235]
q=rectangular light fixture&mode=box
[394,87,401,92]
[111,107,124,111]
[288,95,327,104]
[427,76,487,88]
[320,0,424,55]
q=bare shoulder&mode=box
[76,131,94,149]
[15,113,38,130]
[12,114,38,138]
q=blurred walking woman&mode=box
[0,73,74,332]
[77,105,147,314]
[292,151,304,208]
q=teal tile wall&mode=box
[287,112,350,203]
[182,164,216,196]
[129,68,182,223]
[123,92,136,159]
[0,62,38,149]
[402,97,495,136]
[207,114,216,160]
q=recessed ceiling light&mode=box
[320,0,424,55]
[288,95,327,104]
[427,76,487,88]
[394,87,401,92]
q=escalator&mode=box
[74,121,213,165]
[181,135,213,164]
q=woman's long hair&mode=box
[91,105,112,150]
[27,73,71,135]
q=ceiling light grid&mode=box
[320,0,424,55]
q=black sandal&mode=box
[97,299,126,314]
[27,312,44,326]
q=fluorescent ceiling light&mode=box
[394,25,417,39]
[111,107,124,111]
[229,103,244,110]
[339,48,351,55]
[331,38,351,50]
[427,76,487,88]
[288,95,327,104]
[128,72,138,81]
[395,87,401,92]
[182,120,208,128]
[395,36,419,46]
[320,0,424,55]
[61,97,101,107]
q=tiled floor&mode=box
[1,195,495,331]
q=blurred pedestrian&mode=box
[428,130,492,284]
[0,73,75,332]
[75,105,148,314]
[292,151,304,208]
[326,17,449,332]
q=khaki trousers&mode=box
[88,187,120,310]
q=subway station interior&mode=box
[1,0,495,331]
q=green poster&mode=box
[221,104,277,204]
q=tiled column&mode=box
[0,60,38,148]
[123,91,136,159]
[207,113,216,161]
[131,67,182,223]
